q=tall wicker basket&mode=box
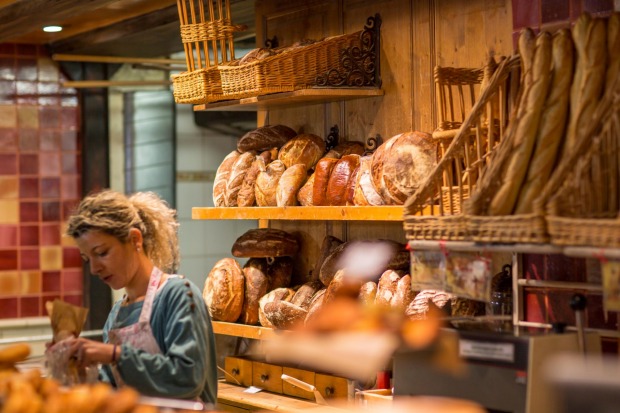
[171,0,245,104]
[403,54,520,242]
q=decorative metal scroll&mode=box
[315,14,382,88]
[363,134,383,155]
[325,125,340,152]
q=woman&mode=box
[64,189,217,405]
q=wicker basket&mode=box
[172,0,245,104]
[219,15,381,99]
[403,54,520,242]
[543,83,620,247]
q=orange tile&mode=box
[40,246,62,271]
[0,271,19,296]
[17,105,39,129]
[20,270,41,294]
[0,199,18,224]
[0,177,18,198]
[0,105,17,128]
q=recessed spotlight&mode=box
[43,26,63,33]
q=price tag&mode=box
[410,250,445,290]
[602,261,620,312]
[445,252,492,301]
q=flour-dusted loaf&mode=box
[237,124,297,153]
[312,157,339,206]
[255,160,286,206]
[232,228,299,258]
[237,150,274,207]
[297,173,315,206]
[225,151,256,207]
[358,281,377,306]
[213,150,241,207]
[203,258,244,322]
[353,155,385,206]
[276,163,308,206]
[370,132,437,205]
[240,259,270,325]
[258,287,295,328]
[290,280,324,309]
[278,133,326,170]
[267,256,294,290]
[375,269,401,309]
[326,154,361,206]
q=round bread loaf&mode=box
[276,163,308,206]
[213,150,241,207]
[232,228,299,258]
[258,287,295,327]
[203,258,244,322]
[237,125,296,153]
[370,132,437,205]
[278,133,326,170]
[255,160,286,206]
[240,259,270,325]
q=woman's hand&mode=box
[68,337,117,368]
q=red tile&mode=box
[62,294,82,307]
[19,201,39,222]
[542,0,570,22]
[0,44,15,56]
[19,177,39,198]
[40,130,61,151]
[16,58,37,81]
[18,129,39,151]
[42,201,60,221]
[41,177,60,198]
[19,154,38,175]
[61,107,79,129]
[62,247,82,268]
[0,80,15,104]
[0,250,18,270]
[61,153,78,174]
[0,226,17,247]
[62,269,83,293]
[20,248,40,270]
[40,153,61,176]
[0,298,18,319]
[20,296,40,317]
[0,154,17,175]
[583,0,613,14]
[61,176,79,199]
[61,130,78,151]
[39,107,60,129]
[42,271,61,293]
[20,225,39,246]
[513,0,541,29]
[41,224,60,246]
[0,129,17,151]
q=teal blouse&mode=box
[100,277,217,405]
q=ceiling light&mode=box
[43,26,63,33]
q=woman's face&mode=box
[75,229,140,290]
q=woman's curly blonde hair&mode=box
[66,190,180,273]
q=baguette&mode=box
[514,29,574,214]
[564,13,607,157]
[488,32,553,215]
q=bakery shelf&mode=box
[192,205,410,221]
[192,88,384,112]
[212,321,279,340]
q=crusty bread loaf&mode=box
[358,281,377,306]
[312,157,339,206]
[515,29,574,214]
[258,287,295,328]
[226,151,256,207]
[276,163,308,206]
[326,154,361,206]
[237,125,296,153]
[240,259,270,325]
[312,235,344,282]
[391,274,414,312]
[488,32,553,215]
[564,13,607,158]
[374,269,401,309]
[237,150,273,207]
[255,160,286,206]
[203,258,244,322]
[278,133,326,170]
[213,150,241,207]
[297,173,315,206]
[232,228,299,258]
[353,155,385,206]
[290,280,324,309]
[267,256,294,290]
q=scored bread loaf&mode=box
[213,150,240,207]
[488,32,553,215]
[514,29,574,214]
[225,151,256,207]
[240,259,270,325]
[297,173,315,206]
[255,160,286,206]
[276,164,308,206]
[237,150,273,207]
[203,258,244,322]
[232,228,299,258]
[278,133,326,170]
[237,125,296,153]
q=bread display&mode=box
[237,150,273,207]
[213,150,240,207]
[277,133,326,170]
[203,258,245,322]
[240,259,270,325]
[237,124,297,153]
[232,228,299,258]
[276,163,308,206]
[325,154,361,206]
[225,151,256,207]
[254,159,286,206]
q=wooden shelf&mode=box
[192,205,408,221]
[193,88,384,111]
[212,321,279,340]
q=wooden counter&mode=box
[217,381,349,413]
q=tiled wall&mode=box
[0,44,83,320]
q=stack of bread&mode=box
[466,12,619,217]
[212,125,438,208]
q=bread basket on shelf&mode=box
[218,14,382,100]
[171,0,246,104]
[402,54,520,242]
